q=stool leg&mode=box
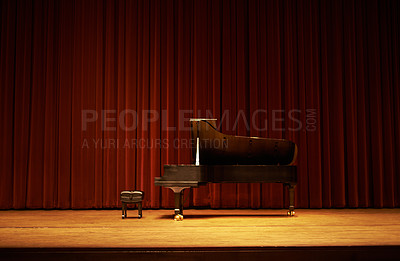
[138,202,142,219]
[122,203,125,219]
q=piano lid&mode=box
[190,119,298,166]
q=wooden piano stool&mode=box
[120,191,144,219]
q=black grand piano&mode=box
[155,119,298,220]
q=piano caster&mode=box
[138,214,142,219]
[287,211,295,216]
[174,214,183,221]
[122,214,125,219]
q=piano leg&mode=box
[174,192,182,216]
[173,191,184,221]
[168,187,190,220]
[287,184,296,216]
[180,191,184,214]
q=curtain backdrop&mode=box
[1,0,399,209]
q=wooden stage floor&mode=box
[0,209,399,260]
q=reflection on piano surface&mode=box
[155,119,298,220]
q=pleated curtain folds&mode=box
[0,0,399,209]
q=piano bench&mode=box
[120,191,144,219]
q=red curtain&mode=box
[0,0,399,209]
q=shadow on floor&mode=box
[156,213,294,219]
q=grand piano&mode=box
[155,119,298,220]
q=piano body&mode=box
[155,119,298,220]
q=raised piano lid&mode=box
[190,118,298,166]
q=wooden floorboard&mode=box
[0,209,399,248]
